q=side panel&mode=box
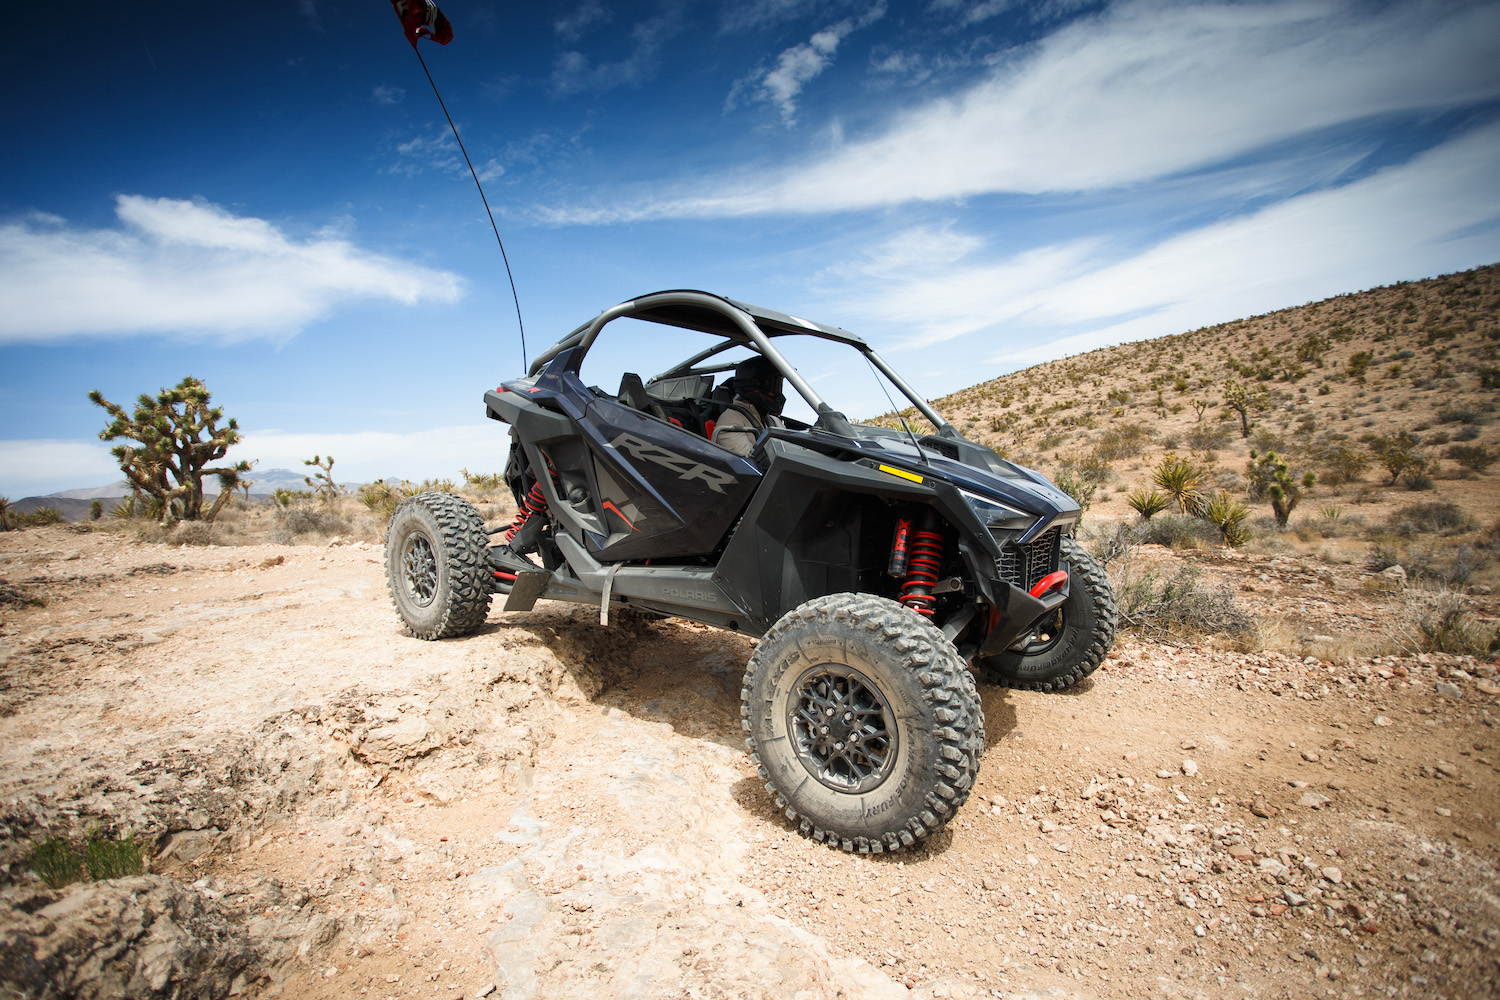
[578,396,762,561]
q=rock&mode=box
[1156,769,1175,779]
[1283,889,1307,907]
[1300,750,1320,762]
[1373,716,1393,727]
[1298,792,1331,809]
[1321,866,1342,883]
[1039,819,1059,834]
[0,876,259,999]
[1476,679,1500,696]
[355,716,442,765]
[1250,800,1273,818]
[1181,760,1199,777]
[1379,565,1408,586]
[1436,807,1452,817]
[1435,760,1459,777]
[1258,859,1288,878]
[1434,681,1463,700]
[1227,845,1254,861]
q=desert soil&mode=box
[2,523,1498,1000]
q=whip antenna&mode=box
[392,0,528,370]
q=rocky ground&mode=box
[1,522,1497,1000]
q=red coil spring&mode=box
[899,529,945,617]
[502,481,550,542]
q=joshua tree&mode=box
[303,455,341,502]
[1249,449,1315,529]
[1222,379,1268,438]
[88,377,251,525]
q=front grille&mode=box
[996,527,1061,592]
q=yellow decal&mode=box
[878,464,924,484]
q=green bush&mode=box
[1387,501,1477,537]
[1203,491,1252,546]
[1446,444,1493,472]
[29,836,82,889]
[84,827,144,881]
[1125,488,1172,520]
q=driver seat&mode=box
[617,373,672,424]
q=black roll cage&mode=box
[527,290,956,437]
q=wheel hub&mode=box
[787,664,897,793]
[402,532,438,606]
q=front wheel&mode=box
[740,594,983,853]
[978,534,1117,691]
[385,492,493,640]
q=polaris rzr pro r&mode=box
[385,290,1117,853]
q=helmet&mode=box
[732,356,786,417]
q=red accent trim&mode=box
[668,416,683,428]
[1029,570,1069,598]
[493,571,517,581]
[602,500,637,531]
[704,419,716,439]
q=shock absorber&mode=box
[502,480,549,543]
[899,513,944,617]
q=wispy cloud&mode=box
[550,5,684,97]
[733,4,886,124]
[371,84,405,105]
[548,0,1500,221]
[820,120,1500,361]
[554,0,613,41]
[0,196,461,344]
[0,439,120,499]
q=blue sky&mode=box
[2,0,1498,496]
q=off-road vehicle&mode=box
[385,290,1117,852]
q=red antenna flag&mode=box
[391,0,453,46]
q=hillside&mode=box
[887,263,1499,531]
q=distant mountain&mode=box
[43,468,315,501]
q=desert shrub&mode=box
[1436,405,1481,425]
[1452,424,1480,442]
[274,504,352,543]
[1139,513,1219,549]
[1397,453,1435,491]
[1113,563,1254,642]
[1388,501,1477,537]
[89,500,103,521]
[18,507,63,526]
[1202,491,1252,546]
[1125,488,1172,520]
[1053,469,1097,513]
[1390,588,1500,656]
[29,836,83,889]
[461,468,506,491]
[359,479,409,520]
[1445,444,1493,472]
[1091,423,1154,462]
[1185,423,1231,453]
[271,488,314,508]
[1150,454,1206,515]
[1316,443,1369,484]
[172,522,213,546]
[1369,430,1423,484]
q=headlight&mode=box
[959,488,1036,530]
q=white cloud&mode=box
[731,4,886,124]
[0,439,120,499]
[551,0,1500,220]
[0,196,461,343]
[229,425,510,487]
[371,84,405,105]
[822,120,1500,362]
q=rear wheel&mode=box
[978,535,1116,691]
[385,491,493,640]
[741,594,982,853]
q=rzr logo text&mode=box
[608,433,738,494]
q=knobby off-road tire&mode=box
[741,594,984,853]
[385,491,493,640]
[979,535,1117,692]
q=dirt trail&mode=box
[1,525,1497,1000]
